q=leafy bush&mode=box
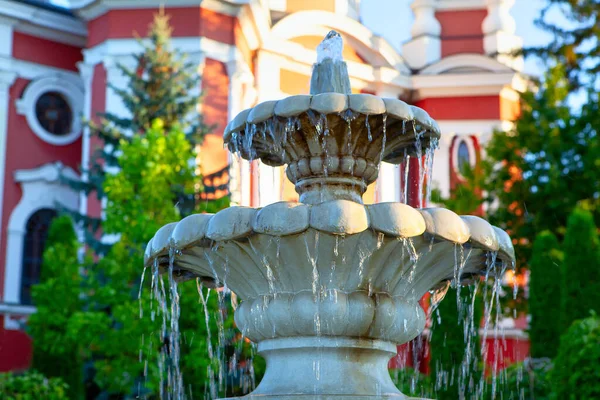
[391,367,434,398]
[486,359,552,400]
[550,313,600,399]
[0,371,69,400]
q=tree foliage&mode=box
[0,371,69,400]
[561,207,600,330]
[550,312,600,399]
[525,0,599,88]
[64,9,211,255]
[528,231,563,358]
[27,216,85,400]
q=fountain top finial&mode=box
[317,30,343,63]
[310,31,351,95]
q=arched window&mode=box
[457,140,471,175]
[20,209,57,305]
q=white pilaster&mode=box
[482,0,522,70]
[0,71,17,263]
[226,59,256,207]
[76,62,94,231]
[402,0,441,70]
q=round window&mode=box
[34,92,73,137]
[457,140,471,174]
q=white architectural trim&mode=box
[419,53,514,75]
[14,22,86,47]
[268,10,410,73]
[451,134,478,179]
[83,37,241,67]
[15,76,84,146]
[0,54,81,81]
[72,0,247,20]
[77,63,94,222]
[435,0,486,11]
[2,163,79,322]
[412,71,517,98]
[260,42,412,93]
[0,71,17,274]
[0,0,87,37]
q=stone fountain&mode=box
[145,32,515,399]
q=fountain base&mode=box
[229,337,428,400]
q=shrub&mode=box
[550,313,600,399]
[487,359,552,400]
[528,231,563,358]
[561,207,600,330]
[0,371,69,400]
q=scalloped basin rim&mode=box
[145,200,515,267]
[224,94,440,141]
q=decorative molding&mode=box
[268,10,410,73]
[0,54,81,81]
[419,53,514,75]
[72,0,247,21]
[435,0,486,11]
[2,162,79,316]
[14,22,86,47]
[83,37,239,66]
[412,71,517,98]
[15,76,84,146]
[0,0,87,37]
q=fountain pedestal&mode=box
[146,31,515,399]
[249,337,404,399]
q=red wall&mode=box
[0,79,82,298]
[0,316,32,372]
[12,32,82,71]
[437,10,487,57]
[87,7,235,48]
[415,96,501,121]
[0,78,82,372]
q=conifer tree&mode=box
[65,8,211,254]
[561,207,600,330]
[528,231,563,358]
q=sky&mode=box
[360,0,553,77]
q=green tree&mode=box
[550,312,600,399]
[27,216,85,400]
[528,231,563,358]
[429,286,483,399]
[561,207,600,330]
[0,371,69,400]
[525,0,599,88]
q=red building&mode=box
[0,0,528,375]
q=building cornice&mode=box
[0,54,81,81]
[0,0,87,38]
[71,0,247,21]
[435,0,486,11]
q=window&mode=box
[20,209,57,305]
[457,140,471,175]
[15,76,83,146]
[35,92,73,136]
